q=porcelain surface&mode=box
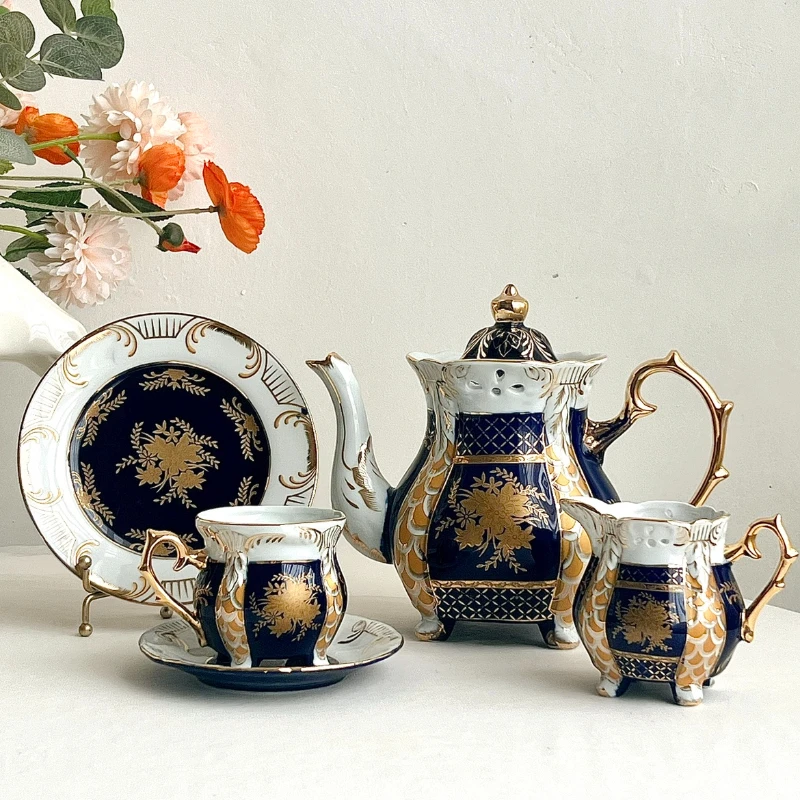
[0,257,86,376]
[140,506,347,668]
[18,313,317,604]
[308,285,733,646]
[139,614,404,691]
[564,498,797,706]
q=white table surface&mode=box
[1,548,799,800]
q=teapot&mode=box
[561,497,797,705]
[308,285,733,645]
[0,256,86,376]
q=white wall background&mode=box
[1,0,798,612]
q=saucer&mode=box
[139,614,403,691]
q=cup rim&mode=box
[196,505,346,527]
[561,497,729,526]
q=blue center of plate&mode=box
[69,363,271,554]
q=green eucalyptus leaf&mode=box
[0,158,13,175]
[0,81,21,110]
[1,182,85,212]
[0,12,35,55]
[6,57,46,91]
[24,197,86,227]
[95,186,173,221]
[80,0,116,21]
[4,235,49,263]
[75,16,123,68]
[41,0,78,33]
[25,209,53,226]
[0,127,35,164]
[0,43,25,81]
[0,9,9,17]
[39,33,101,79]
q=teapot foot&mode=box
[539,620,581,650]
[415,616,455,642]
[596,676,631,698]
[672,683,704,707]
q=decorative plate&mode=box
[18,313,317,604]
[139,614,404,691]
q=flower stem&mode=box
[0,177,130,190]
[85,177,163,236]
[0,225,48,242]
[0,195,217,218]
[0,175,128,185]
[0,183,91,192]
[64,148,87,178]
[29,132,123,151]
[0,175,87,182]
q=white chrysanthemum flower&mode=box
[29,206,132,308]
[82,80,186,182]
[0,88,35,128]
[168,112,214,201]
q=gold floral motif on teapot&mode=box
[436,467,550,572]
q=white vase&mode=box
[0,255,86,376]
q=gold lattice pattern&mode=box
[433,585,554,622]
[613,653,679,682]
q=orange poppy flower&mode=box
[14,106,80,165]
[203,162,264,253]
[138,143,186,207]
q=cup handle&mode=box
[724,515,798,643]
[584,350,734,506]
[139,529,209,645]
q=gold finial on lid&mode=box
[491,284,529,322]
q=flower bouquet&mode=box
[0,1,264,308]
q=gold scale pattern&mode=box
[577,544,623,686]
[675,557,726,691]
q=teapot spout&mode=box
[307,353,392,563]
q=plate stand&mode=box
[75,554,171,637]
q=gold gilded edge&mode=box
[613,580,683,593]
[453,453,547,465]
[430,579,557,590]
[140,618,404,674]
[610,648,681,664]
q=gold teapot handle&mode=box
[724,515,798,643]
[139,529,208,645]
[585,350,733,506]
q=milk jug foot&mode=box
[539,619,580,649]
[596,676,631,698]
[703,677,715,687]
[672,683,704,706]
[415,615,455,642]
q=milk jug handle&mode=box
[724,516,798,643]
[584,350,733,506]
[139,529,209,645]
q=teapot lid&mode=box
[461,284,557,361]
